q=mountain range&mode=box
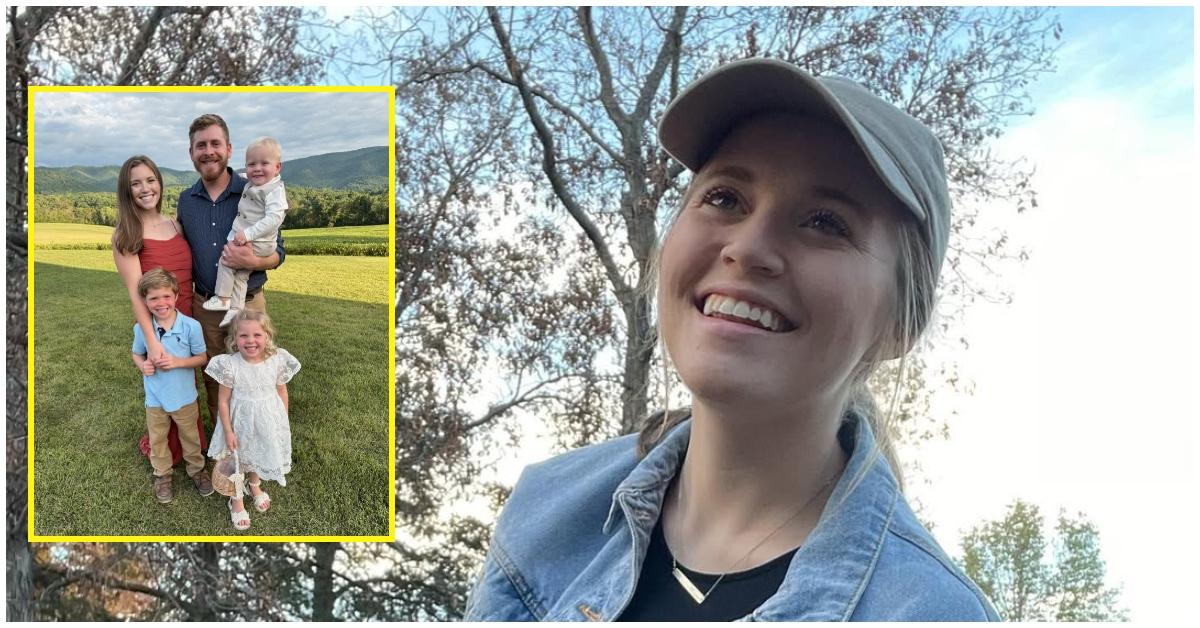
[34,145,389,194]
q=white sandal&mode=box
[228,498,250,530]
[249,479,271,513]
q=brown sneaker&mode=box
[154,475,173,504]
[191,469,214,497]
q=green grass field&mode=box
[31,223,115,248]
[31,246,391,538]
[281,224,388,246]
[33,223,389,256]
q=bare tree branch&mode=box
[487,7,632,301]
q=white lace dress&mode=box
[205,348,301,485]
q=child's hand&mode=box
[153,354,178,371]
[233,230,248,246]
[139,359,155,376]
[224,429,239,451]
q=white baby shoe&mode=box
[219,308,241,328]
[202,296,230,312]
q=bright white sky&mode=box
[474,6,1198,623]
[32,91,390,171]
[908,6,1197,623]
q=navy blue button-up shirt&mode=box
[176,167,285,296]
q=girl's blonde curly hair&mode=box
[224,309,279,358]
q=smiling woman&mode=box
[111,155,208,475]
[466,59,998,621]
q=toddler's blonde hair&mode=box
[246,136,282,163]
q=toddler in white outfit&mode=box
[203,137,288,327]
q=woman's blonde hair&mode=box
[637,176,939,492]
[224,309,279,358]
[113,155,164,255]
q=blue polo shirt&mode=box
[176,167,286,297]
[132,312,207,412]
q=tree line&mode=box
[33,186,388,229]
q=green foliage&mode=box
[959,500,1128,621]
[32,187,185,226]
[33,222,388,256]
[33,185,388,230]
[283,187,389,229]
[279,224,390,257]
[1050,516,1129,621]
[32,147,388,195]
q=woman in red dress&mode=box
[112,155,207,465]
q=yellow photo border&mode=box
[26,84,397,543]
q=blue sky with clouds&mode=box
[32,91,390,171]
[1040,7,1193,123]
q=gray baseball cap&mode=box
[658,58,951,280]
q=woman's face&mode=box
[128,163,161,213]
[658,112,904,412]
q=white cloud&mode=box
[32,90,391,170]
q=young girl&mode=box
[205,309,300,530]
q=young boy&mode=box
[201,136,289,328]
[132,268,212,503]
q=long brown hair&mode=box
[112,155,164,255]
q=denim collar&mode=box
[601,413,899,621]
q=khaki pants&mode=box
[193,289,266,427]
[147,402,205,476]
[214,241,276,310]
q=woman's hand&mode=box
[153,353,179,371]
[147,338,167,362]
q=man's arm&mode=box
[221,243,280,270]
[220,228,285,271]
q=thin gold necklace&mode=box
[669,473,837,605]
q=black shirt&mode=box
[617,514,798,621]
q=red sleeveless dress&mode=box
[136,233,209,465]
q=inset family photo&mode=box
[29,87,394,540]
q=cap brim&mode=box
[657,58,927,223]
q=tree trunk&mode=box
[6,7,56,622]
[619,293,654,434]
[311,543,339,621]
[193,544,221,620]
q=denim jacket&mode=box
[465,414,1000,621]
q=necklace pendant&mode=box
[672,566,708,604]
